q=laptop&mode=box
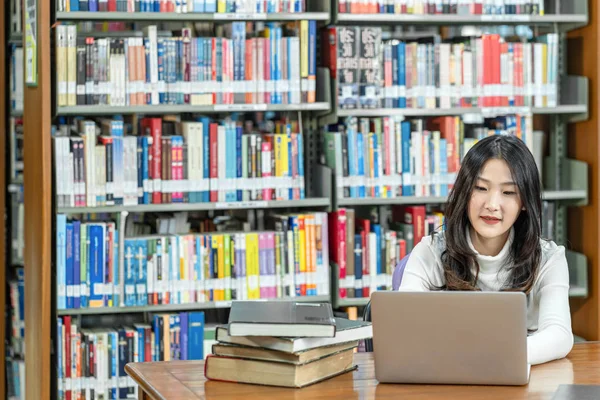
[371,291,530,386]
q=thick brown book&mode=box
[204,348,357,388]
[211,341,358,365]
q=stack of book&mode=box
[204,301,372,388]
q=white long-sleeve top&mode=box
[398,228,574,365]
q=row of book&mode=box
[338,0,547,15]
[6,358,24,400]
[323,27,559,110]
[54,116,306,209]
[8,268,25,357]
[330,206,436,299]
[322,115,541,200]
[55,21,317,107]
[57,0,309,13]
[57,312,206,400]
[10,46,22,112]
[56,211,330,310]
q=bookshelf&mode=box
[316,0,592,318]
[1,0,7,397]
[19,1,597,399]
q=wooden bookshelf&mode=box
[18,2,597,400]
[23,1,52,399]
[568,1,600,341]
[0,0,7,396]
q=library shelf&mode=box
[57,197,331,215]
[336,190,587,207]
[335,105,588,118]
[56,102,331,116]
[336,13,588,28]
[56,295,332,316]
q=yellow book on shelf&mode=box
[217,0,226,13]
[246,233,260,299]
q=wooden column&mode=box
[0,0,7,397]
[23,0,52,399]
[567,1,600,341]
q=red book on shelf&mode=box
[209,123,219,202]
[392,205,426,247]
[328,209,347,299]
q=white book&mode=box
[56,26,68,107]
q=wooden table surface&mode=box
[125,342,600,400]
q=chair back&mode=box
[391,253,410,291]
[362,252,410,352]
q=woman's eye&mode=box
[504,191,516,196]
[475,186,487,191]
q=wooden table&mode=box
[125,342,600,400]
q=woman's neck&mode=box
[468,226,511,257]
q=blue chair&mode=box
[362,253,410,352]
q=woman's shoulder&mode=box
[538,238,566,263]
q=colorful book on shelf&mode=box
[322,30,558,110]
[57,311,205,399]
[56,211,330,310]
[57,0,308,13]
[321,115,537,202]
[338,0,545,16]
[55,22,316,107]
[52,116,307,208]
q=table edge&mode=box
[125,363,166,400]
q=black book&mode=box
[228,301,336,337]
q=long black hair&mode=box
[438,134,543,293]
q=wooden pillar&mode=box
[567,1,600,341]
[23,0,52,399]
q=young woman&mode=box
[398,134,573,366]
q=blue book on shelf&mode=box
[201,116,211,203]
[195,0,205,12]
[398,41,406,108]
[124,239,137,307]
[372,133,381,198]
[57,214,67,310]
[88,224,105,308]
[188,311,205,360]
[73,220,81,309]
[113,228,120,307]
[141,136,150,204]
[137,239,149,306]
[66,222,74,309]
[236,125,243,201]
[356,132,367,198]
[57,318,63,400]
[70,0,80,11]
[354,235,363,298]
[157,39,166,104]
[297,133,305,199]
[180,312,189,360]
[136,325,146,363]
[401,121,414,196]
[153,315,161,361]
[110,330,119,400]
[440,139,449,196]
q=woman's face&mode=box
[468,158,523,253]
